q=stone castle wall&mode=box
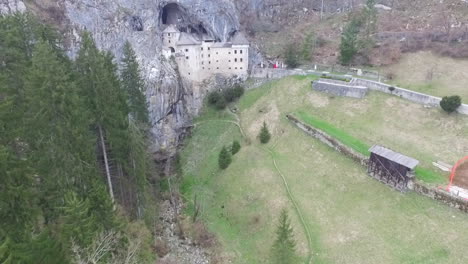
[312,79,368,99]
[352,79,468,115]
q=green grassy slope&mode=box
[179,76,468,263]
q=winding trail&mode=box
[265,145,314,264]
[193,113,313,263]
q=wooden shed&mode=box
[367,145,419,191]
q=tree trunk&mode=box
[98,125,115,207]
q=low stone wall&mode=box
[286,114,368,166]
[413,182,468,213]
[313,79,368,99]
[251,68,311,79]
[352,78,468,115]
[288,113,468,213]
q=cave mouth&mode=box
[162,3,181,25]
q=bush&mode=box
[440,95,462,113]
[231,140,241,155]
[208,86,244,109]
[214,96,227,110]
[218,146,232,169]
[259,122,271,144]
[223,88,238,103]
[208,91,222,105]
[233,85,245,98]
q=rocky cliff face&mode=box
[1,0,363,160]
[2,0,242,160]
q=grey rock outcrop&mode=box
[3,0,242,159]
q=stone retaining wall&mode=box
[413,182,468,213]
[287,113,468,213]
[286,114,368,166]
[313,79,368,99]
[352,78,468,115]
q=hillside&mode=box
[178,75,468,263]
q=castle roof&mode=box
[212,42,232,48]
[177,32,201,45]
[163,24,179,33]
[231,32,249,45]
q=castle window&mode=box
[168,40,171,43]
[240,58,243,62]
[240,67,243,69]
[228,52,231,54]
[217,67,219,69]
[229,67,231,69]
[168,33,170,36]
[186,56,189,59]
[202,67,205,70]
[240,50,243,54]
[234,50,237,54]
[201,47,203,51]
[201,61,204,65]
[209,61,211,64]
[235,58,237,62]
[208,54,211,58]
[229,60,231,62]
[208,47,211,50]
[235,67,238,69]
[188,73,191,75]
[185,49,188,52]
[216,52,219,55]
[216,60,219,62]
[201,54,204,58]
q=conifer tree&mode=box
[121,41,149,125]
[218,146,232,170]
[231,140,241,155]
[259,122,271,144]
[270,209,299,264]
[61,192,99,248]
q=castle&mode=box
[162,24,249,82]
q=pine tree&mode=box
[270,209,299,264]
[259,122,271,144]
[284,43,299,68]
[339,16,361,65]
[218,146,232,170]
[231,140,241,155]
[60,191,99,248]
[121,41,149,125]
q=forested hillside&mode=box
[0,13,156,263]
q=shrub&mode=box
[223,88,238,103]
[259,122,271,144]
[440,95,462,113]
[208,91,222,105]
[388,86,395,92]
[218,146,232,169]
[232,85,245,98]
[231,140,241,155]
[214,96,227,110]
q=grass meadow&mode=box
[179,75,468,263]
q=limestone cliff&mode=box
[1,0,362,160]
[2,0,243,160]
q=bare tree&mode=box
[72,231,120,264]
[71,231,141,264]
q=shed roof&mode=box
[231,32,249,45]
[177,33,200,45]
[369,145,419,169]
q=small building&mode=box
[368,145,419,191]
[161,25,249,82]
